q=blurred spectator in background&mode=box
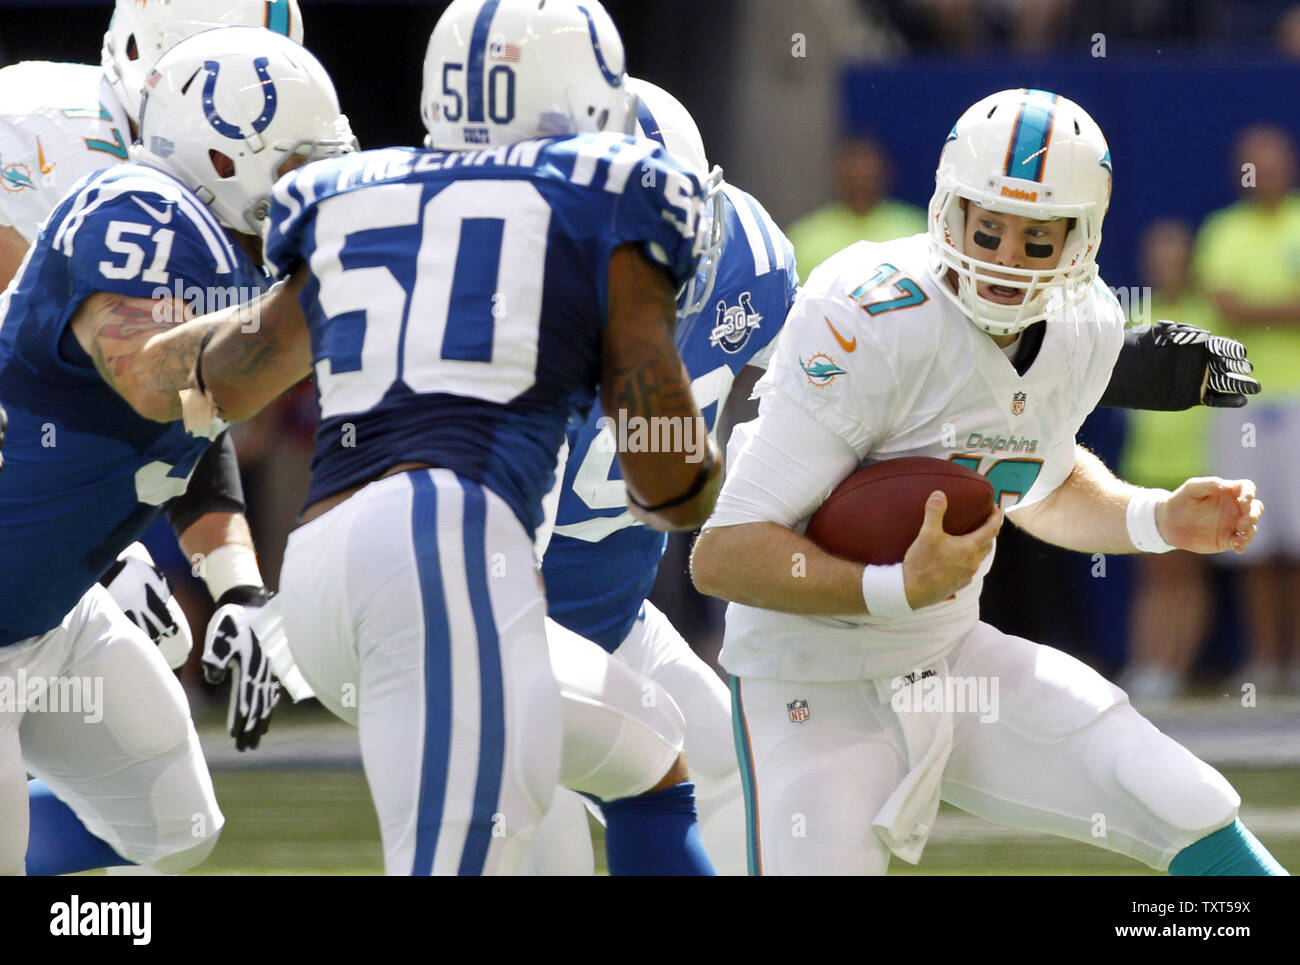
[894,0,1077,52]
[1117,220,1217,701]
[1195,123,1300,694]
[1276,3,1300,56]
[785,137,925,275]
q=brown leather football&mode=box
[805,457,995,565]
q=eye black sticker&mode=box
[1025,243,1054,258]
[972,230,1000,251]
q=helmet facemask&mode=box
[926,88,1113,338]
[929,184,1101,337]
[625,76,721,319]
[678,165,725,319]
[235,122,360,235]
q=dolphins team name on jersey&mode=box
[542,183,798,651]
[0,164,265,646]
[718,232,1126,682]
[265,134,706,537]
[0,62,133,243]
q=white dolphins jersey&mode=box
[0,62,132,244]
[718,232,1126,682]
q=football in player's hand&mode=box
[806,457,994,565]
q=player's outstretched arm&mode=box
[1100,321,1260,410]
[1009,443,1263,554]
[604,242,723,531]
[187,265,313,423]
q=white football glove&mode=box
[202,586,282,751]
[99,542,193,669]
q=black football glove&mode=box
[1101,320,1261,411]
[202,585,282,751]
[1152,320,1260,408]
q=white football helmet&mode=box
[928,88,1113,336]
[627,76,724,319]
[103,0,304,129]
[422,0,631,150]
[134,26,355,235]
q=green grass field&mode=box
[181,766,1300,875]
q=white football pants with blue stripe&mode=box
[280,469,562,875]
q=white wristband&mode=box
[1126,488,1175,554]
[861,563,913,618]
[201,543,264,601]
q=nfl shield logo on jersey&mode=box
[1011,391,1027,416]
[787,698,810,723]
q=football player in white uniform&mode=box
[691,89,1286,876]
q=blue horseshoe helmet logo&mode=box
[202,58,278,139]
[576,6,622,88]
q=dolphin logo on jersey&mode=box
[800,353,847,387]
[709,291,762,353]
[202,58,278,140]
[0,160,34,194]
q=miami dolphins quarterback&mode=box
[692,89,1285,876]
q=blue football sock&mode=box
[26,779,131,875]
[601,781,716,876]
[1169,819,1289,876]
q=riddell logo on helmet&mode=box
[1000,185,1038,202]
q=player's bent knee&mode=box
[1111,712,1240,836]
[560,680,685,801]
[147,827,221,875]
[106,731,224,871]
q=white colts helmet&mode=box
[422,0,631,150]
[928,88,1113,336]
[134,26,355,235]
[627,76,724,319]
[103,0,304,129]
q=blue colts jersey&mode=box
[265,135,705,538]
[0,164,265,645]
[543,183,799,651]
